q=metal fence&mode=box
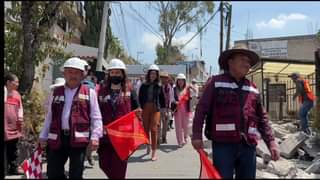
[266,72,316,121]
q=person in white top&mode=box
[39,57,103,179]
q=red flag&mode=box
[21,146,43,179]
[105,111,149,160]
[176,87,190,109]
[197,149,221,179]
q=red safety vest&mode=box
[298,80,316,103]
[208,74,264,146]
[98,87,132,144]
[47,85,91,150]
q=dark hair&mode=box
[5,73,18,83]
[176,79,186,90]
[145,70,160,84]
[105,69,128,92]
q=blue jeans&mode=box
[299,100,314,131]
[212,140,256,179]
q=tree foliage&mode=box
[155,44,186,65]
[5,1,78,94]
[150,1,214,64]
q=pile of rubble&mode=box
[256,121,320,178]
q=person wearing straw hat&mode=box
[158,71,174,144]
[192,45,280,178]
[39,57,103,179]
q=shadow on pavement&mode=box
[128,153,150,163]
[158,144,180,153]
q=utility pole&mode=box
[96,2,110,81]
[200,31,203,59]
[315,49,320,131]
[225,2,232,50]
[219,1,224,54]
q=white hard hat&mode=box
[176,73,186,80]
[148,64,160,71]
[50,77,65,89]
[63,57,86,71]
[108,58,126,70]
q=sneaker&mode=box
[303,129,312,136]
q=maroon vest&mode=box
[48,85,91,150]
[210,74,261,146]
[98,87,132,144]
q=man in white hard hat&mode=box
[39,57,103,179]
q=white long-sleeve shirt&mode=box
[39,86,103,140]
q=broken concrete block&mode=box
[283,123,298,133]
[295,168,320,178]
[256,170,279,179]
[256,156,268,170]
[297,148,305,157]
[256,139,271,162]
[279,132,308,159]
[266,157,296,177]
[301,138,320,158]
[305,159,320,174]
[291,159,313,170]
[272,124,290,139]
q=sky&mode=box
[109,1,320,75]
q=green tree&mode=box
[81,2,119,59]
[5,1,80,94]
[317,29,320,41]
[155,44,185,64]
[150,1,214,64]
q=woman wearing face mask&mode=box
[97,58,141,179]
[138,64,165,161]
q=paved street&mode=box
[6,127,212,179]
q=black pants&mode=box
[4,138,19,174]
[47,133,87,179]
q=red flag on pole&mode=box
[21,146,43,179]
[105,111,149,160]
[197,149,221,179]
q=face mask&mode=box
[110,76,123,85]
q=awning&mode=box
[248,58,315,77]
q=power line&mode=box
[125,8,163,42]
[181,9,220,49]
[129,3,164,40]
[111,5,122,39]
[119,3,132,57]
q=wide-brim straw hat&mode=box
[160,71,169,77]
[218,44,260,70]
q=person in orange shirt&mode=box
[289,72,315,136]
[4,73,24,175]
